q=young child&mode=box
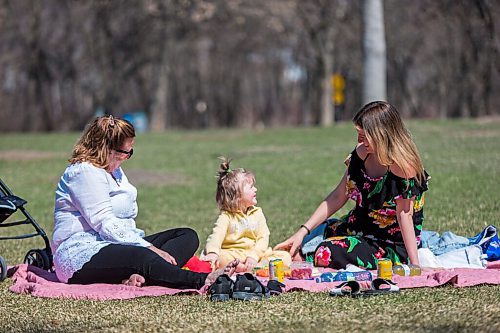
[201,157,291,273]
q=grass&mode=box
[0,119,499,332]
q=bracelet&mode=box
[300,224,311,235]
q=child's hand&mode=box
[201,252,219,271]
[244,257,258,272]
[201,252,219,264]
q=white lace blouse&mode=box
[52,162,151,283]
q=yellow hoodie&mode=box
[204,206,271,261]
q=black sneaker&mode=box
[208,274,233,301]
[231,273,267,301]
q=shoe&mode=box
[266,279,285,296]
[231,273,267,301]
[359,278,399,297]
[329,280,361,297]
[208,274,233,301]
[329,278,399,298]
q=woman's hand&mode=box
[274,229,308,258]
[244,257,258,272]
[148,246,177,265]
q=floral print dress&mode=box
[314,149,429,269]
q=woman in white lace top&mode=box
[52,115,237,288]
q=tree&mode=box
[361,0,387,104]
[295,0,340,126]
[0,0,499,131]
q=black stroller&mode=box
[0,178,53,281]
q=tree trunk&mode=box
[362,0,387,104]
[149,20,170,132]
[150,63,169,131]
[320,37,335,126]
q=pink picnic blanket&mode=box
[7,262,500,300]
[286,261,500,292]
[7,264,204,300]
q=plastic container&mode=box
[393,264,421,276]
[315,270,372,283]
[290,261,314,280]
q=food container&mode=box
[290,261,314,280]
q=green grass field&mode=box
[0,119,499,332]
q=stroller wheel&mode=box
[24,249,51,270]
[0,256,7,282]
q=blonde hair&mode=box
[353,101,425,185]
[215,157,255,213]
[69,115,135,171]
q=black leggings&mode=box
[68,228,209,289]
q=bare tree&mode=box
[0,0,499,132]
[295,0,338,126]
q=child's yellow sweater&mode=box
[204,206,270,261]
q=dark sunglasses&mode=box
[114,148,134,159]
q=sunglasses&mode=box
[114,148,134,159]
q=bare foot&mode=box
[122,273,145,287]
[205,259,240,286]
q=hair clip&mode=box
[108,115,115,128]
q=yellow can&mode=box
[377,258,393,280]
[269,259,284,283]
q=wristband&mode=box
[300,224,311,235]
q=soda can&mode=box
[269,260,275,280]
[377,258,393,280]
[269,259,284,283]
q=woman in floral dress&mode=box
[275,101,429,269]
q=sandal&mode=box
[208,274,233,302]
[330,278,399,298]
[232,273,267,301]
[358,278,400,297]
[329,280,361,297]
